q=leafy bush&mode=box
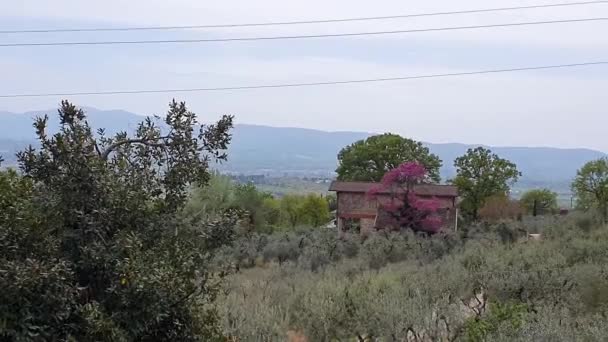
[478,195,523,223]
[186,180,331,233]
[464,302,528,342]
[262,235,301,265]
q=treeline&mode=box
[184,175,332,233]
[336,133,608,223]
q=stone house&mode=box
[328,181,459,233]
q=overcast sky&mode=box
[1,0,607,151]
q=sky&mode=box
[1,0,607,151]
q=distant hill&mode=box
[1,108,606,189]
[224,126,606,192]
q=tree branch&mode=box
[94,142,102,157]
[100,136,170,160]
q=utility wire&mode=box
[1,61,605,98]
[1,1,607,34]
[1,18,606,48]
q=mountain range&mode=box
[1,107,606,191]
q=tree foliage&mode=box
[478,195,523,223]
[463,302,528,342]
[451,147,521,221]
[186,177,330,232]
[0,100,235,341]
[299,194,330,227]
[572,158,608,223]
[520,188,558,216]
[336,133,442,183]
[280,194,305,228]
[231,183,276,230]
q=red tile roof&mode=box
[328,181,458,197]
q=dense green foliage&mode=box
[232,183,279,230]
[336,133,442,183]
[452,147,521,221]
[216,214,608,341]
[0,101,235,341]
[572,158,608,223]
[520,188,559,216]
[186,176,330,232]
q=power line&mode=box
[2,1,607,34]
[1,61,605,98]
[1,17,606,48]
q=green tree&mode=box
[572,158,608,223]
[574,191,597,212]
[280,194,305,227]
[520,189,558,216]
[232,183,280,232]
[451,147,521,221]
[336,133,442,183]
[262,197,282,226]
[183,172,235,220]
[0,100,235,341]
[299,194,330,227]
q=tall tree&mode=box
[299,194,330,227]
[1,100,235,340]
[451,147,521,221]
[572,158,608,223]
[520,189,558,216]
[336,133,442,183]
[231,183,275,230]
[280,194,305,228]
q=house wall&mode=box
[338,192,455,214]
[337,192,377,218]
[336,191,457,230]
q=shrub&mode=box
[464,301,528,342]
[262,235,301,265]
[337,235,360,259]
[478,195,523,223]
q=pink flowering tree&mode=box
[367,162,443,233]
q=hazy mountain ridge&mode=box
[1,108,606,188]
